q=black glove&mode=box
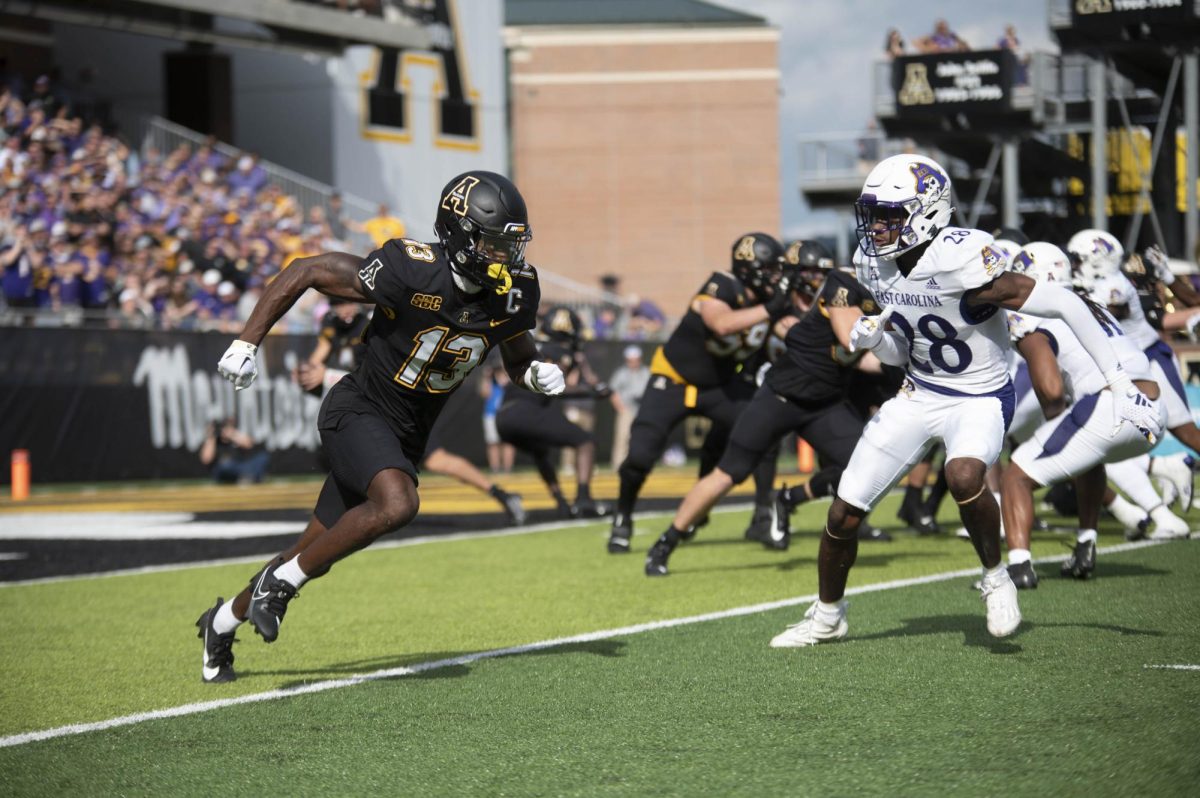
[763,275,793,321]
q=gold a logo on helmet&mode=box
[734,236,757,262]
[898,63,934,106]
[785,241,802,265]
[442,175,481,217]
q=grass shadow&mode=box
[254,639,629,689]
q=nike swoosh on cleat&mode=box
[489,318,509,327]
[201,626,220,681]
[251,570,271,601]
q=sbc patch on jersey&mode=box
[359,258,384,290]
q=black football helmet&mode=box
[434,171,532,294]
[539,304,585,350]
[784,239,835,297]
[730,232,785,300]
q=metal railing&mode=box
[138,116,378,253]
[797,132,966,189]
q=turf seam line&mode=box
[0,537,1166,750]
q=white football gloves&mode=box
[217,340,259,391]
[1108,374,1162,445]
[1143,245,1174,285]
[849,314,886,352]
[522,361,566,396]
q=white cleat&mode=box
[1150,455,1193,513]
[770,600,848,648]
[980,568,1021,638]
[1147,505,1192,540]
[1106,499,1148,537]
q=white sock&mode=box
[815,600,843,620]
[213,601,242,635]
[1077,528,1098,544]
[1008,548,1032,566]
[274,556,309,589]
[982,563,1007,583]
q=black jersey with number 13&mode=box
[334,237,540,449]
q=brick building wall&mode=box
[505,25,780,316]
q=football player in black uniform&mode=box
[645,242,883,575]
[194,172,563,683]
[607,233,793,554]
[497,305,611,518]
[298,300,528,526]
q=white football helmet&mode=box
[855,154,954,261]
[1010,242,1072,285]
[1066,229,1123,288]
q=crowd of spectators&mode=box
[884,20,1025,59]
[0,75,371,332]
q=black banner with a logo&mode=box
[893,49,1016,116]
[1070,0,1195,30]
[0,329,648,484]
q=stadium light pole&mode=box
[1091,57,1107,230]
[1002,137,1019,230]
[1185,53,1198,264]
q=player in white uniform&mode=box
[1069,231,1195,539]
[769,155,1160,648]
[1001,242,1166,586]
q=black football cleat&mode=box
[857,522,892,542]
[607,515,633,554]
[679,514,708,542]
[742,504,773,543]
[247,565,299,643]
[745,488,793,551]
[645,538,676,577]
[898,501,940,535]
[494,489,527,525]
[573,497,609,519]
[196,598,237,684]
[556,497,578,519]
[1060,539,1096,580]
[1008,560,1039,589]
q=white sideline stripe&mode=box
[0,504,756,589]
[0,552,26,561]
[0,538,1167,749]
[1143,664,1200,671]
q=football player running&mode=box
[643,241,884,576]
[606,233,793,554]
[770,154,1158,648]
[1000,242,1165,586]
[496,305,610,518]
[1070,231,1196,538]
[194,172,563,683]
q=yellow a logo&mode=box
[734,236,757,262]
[441,175,480,217]
[898,64,934,106]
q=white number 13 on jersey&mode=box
[395,326,487,393]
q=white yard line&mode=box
[0,538,1167,749]
[1143,664,1200,671]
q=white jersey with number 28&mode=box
[861,227,1013,394]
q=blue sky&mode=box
[716,0,1059,238]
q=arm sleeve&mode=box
[1018,280,1125,384]
[872,330,909,366]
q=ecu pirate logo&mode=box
[441,175,480,217]
[910,162,947,204]
[981,245,1007,276]
[898,63,934,106]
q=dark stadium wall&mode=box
[0,331,653,484]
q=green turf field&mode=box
[1,495,1198,796]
